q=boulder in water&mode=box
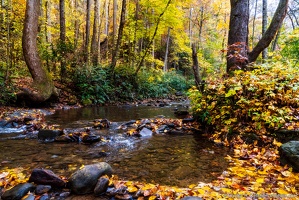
[68,162,113,194]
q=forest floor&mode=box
[0,104,299,199]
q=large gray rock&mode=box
[68,162,113,194]
[29,168,66,187]
[279,141,299,171]
[1,183,35,200]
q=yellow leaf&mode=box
[127,186,138,193]
[221,188,232,193]
[189,184,196,189]
[273,139,282,147]
[197,188,205,194]
[277,188,289,194]
[149,196,156,200]
[256,178,264,183]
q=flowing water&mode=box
[0,103,230,187]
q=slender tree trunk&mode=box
[189,7,193,48]
[262,0,268,60]
[105,0,109,35]
[251,0,258,48]
[111,0,126,71]
[271,21,283,51]
[105,0,109,61]
[192,43,203,92]
[74,0,79,48]
[22,0,56,103]
[5,0,11,82]
[198,6,204,48]
[112,0,117,46]
[163,27,171,72]
[287,12,295,30]
[85,0,91,63]
[91,0,100,65]
[60,0,66,80]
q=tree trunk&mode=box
[112,0,117,46]
[111,0,126,71]
[91,0,100,66]
[74,0,79,48]
[85,0,91,63]
[192,43,203,92]
[262,0,268,60]
[59,0,66,80]
[226,0,249,72]
[163,27,171,72]
[251,0,258,48]
[22,0,57,103]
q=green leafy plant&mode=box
[189,62,299,140]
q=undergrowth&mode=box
[73,65,191,105]
[189,62,299,142]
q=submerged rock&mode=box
[94,177,109,196]
[29,168,66,187]
[280,141,299,171]
[38,129,63,142]
[81,134,101,144]
[68,162,113,194]
[1,183,35,200]
[35,185,52,195]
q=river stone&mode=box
[82,134,101,144]
[1,183,35,200]
[29,168,66,187]
[279,141,299,171]
[181,197,203,200]
[38,129,63,142]
[94,177,109,196]
[68,162,113,194]
[35,185,52,195]
[139,127,152,137]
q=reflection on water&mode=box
[0,104,229,187]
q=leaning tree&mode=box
[20,0,58,104]
[227,0,289,72]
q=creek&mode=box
[0,103,229,188]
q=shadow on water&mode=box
[0,103,230,187]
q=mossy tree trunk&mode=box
[21,0,57,104]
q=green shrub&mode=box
[189,62,299,140]
[73,66,111,104]
[0,76,16,105]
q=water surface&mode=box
[0,104,229,187]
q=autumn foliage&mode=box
[189,62,299,142]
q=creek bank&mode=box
[1,162,203,200]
